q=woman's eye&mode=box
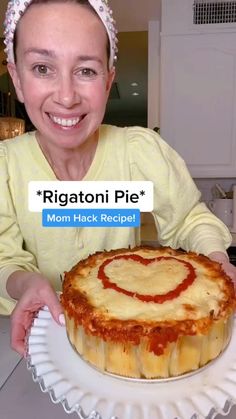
[33,65,50,75]
[79,68,97,77]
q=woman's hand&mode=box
[208,251,236,288]
[7,272,64,356]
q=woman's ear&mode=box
[7,63,25,103]
[106,67,116,98]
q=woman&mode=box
[1,0,235,356]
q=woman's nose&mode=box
[53,75,80,107]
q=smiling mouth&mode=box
[49,114,84,127]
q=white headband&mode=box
[4,0,118,69]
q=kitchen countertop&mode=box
[0,316,21,390]
[1,316,236,419]
[0,360,78,419]
[0,316,78,419]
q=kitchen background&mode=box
[0,0,236,206]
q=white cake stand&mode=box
[27,307,236,419]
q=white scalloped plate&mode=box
[27,308,236,419]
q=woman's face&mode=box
[8,2,115,149]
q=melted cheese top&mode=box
[75,249,225,322]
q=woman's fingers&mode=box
[58,313,66,325]
[43,289,64,325]
[10,279,64,355]
[208,251,236,289]
[11,307,35,355]
[221,261,236,288]
[11,318,28,356]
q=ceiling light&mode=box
[132,92,139,96]
[131,82,138,87]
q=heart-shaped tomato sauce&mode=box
[98,254,196,304]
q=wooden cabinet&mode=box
[159,0,236,177]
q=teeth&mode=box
[50,115,81,127]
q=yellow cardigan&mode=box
[0,125,231,314]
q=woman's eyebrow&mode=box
[24,48,56,58]
[24,49,103,64]
[76,55,103,65]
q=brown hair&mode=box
[13,0,110,66]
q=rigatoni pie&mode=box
[61,246,235,379]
